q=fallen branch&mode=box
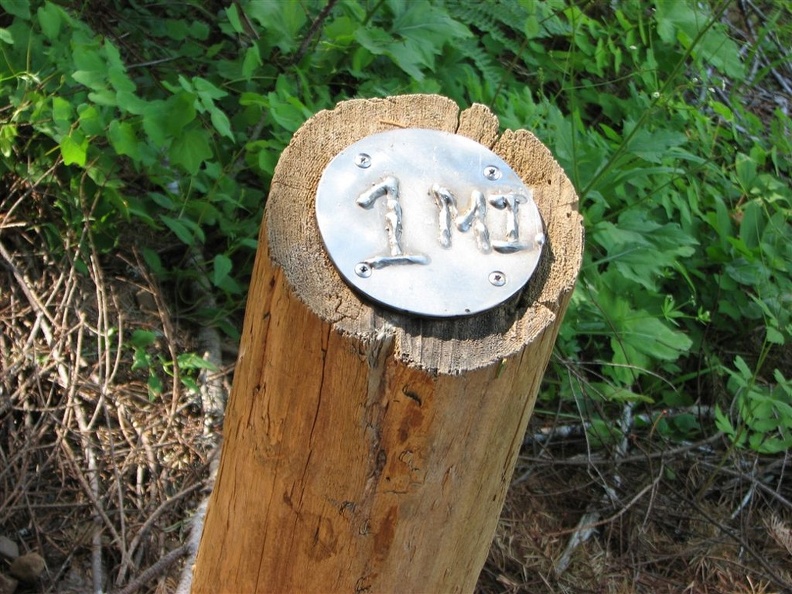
[115,543,191,594]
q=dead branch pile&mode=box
[480,409,792,593]
[0,185,221,593]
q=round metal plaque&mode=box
[315,128,545,317]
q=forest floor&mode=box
[1,186,791,594]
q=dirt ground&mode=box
[1,190,791,593]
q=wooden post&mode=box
[190,95,583,593]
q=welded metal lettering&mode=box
[356,176,428,269]
[489,191,531,253]
[315,128,545,317]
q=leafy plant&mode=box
[1,0,790,451]
[717,356,792,454]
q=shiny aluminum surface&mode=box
[315,128,544,317]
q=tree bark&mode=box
[190,95,583,593]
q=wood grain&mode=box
[190,95,583,593]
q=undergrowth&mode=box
[1,0,790,524]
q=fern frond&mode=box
[445,0,528,49]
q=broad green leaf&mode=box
[164,92,197,136]
[77,104,105,136]
[72,42,105,75]
[241,45,262,80]
[354,26,392,57]
[0,124,17,158]
[108,66,135,93]
[0,28,13,44]
[169,127,211,174]
[147,373,163,398]
[711,101,733,122]
[51,96,72,126]
[189,21,209,40]
[87,89,117,106]
[130,329,158,348]
[225,4,244,34]
[37,2,62,39]
[141,247,163,275]
[147,192,177,210]
[766,327,785,345]
[160,214,205,245]
[524,16,540,39]
[625,126,688,164]
[193,76,227,101]
[116,91,149,115]
[751,434,792,455]
[213,253,233,287]
[60,133,89,166]
[177,352,218,371]
[72,69,106,90]
[141,102,169,147]
[108,119,140,160]
[210,108,234,140]
[391,1,471,68]
[739,201,764,249]
[244,0,307,52]
[0,0,30,19]
[267,92,309,132]
[735,152,758,191]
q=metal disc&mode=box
[315,128,545,317]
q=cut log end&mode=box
[266,94,583,375]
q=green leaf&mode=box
[147,373,163,398]
[192,76,227,101]
[108,119,140,160]
[625,126,688,164]
[739,201,764,249]
[212,253,233,287]
[77,104,105,136]
[0,28,13,44]
[160,214,205,245]
[177,352,218,371]
[225,4,244,34]
[169,127,211,174]
[244,0,307,53]
[735,152,758,191]
[242,45,262,80]
[766,327,785,345]
[524,16,540,39]
[37,2,62,39]
[116,91,149,115]
[141,101,168,147]
[130,329,158,348]
[391,1,471,68]
[52,96,73,127]
[0,124,17,158]
[87,89,117,107]
[210,108,234,141]
[714,406,739,441]
[60,133,89,166]
[0,0,30,19]
[164,92,198,136]
[141,247,163,275]
[108,66,136,93]
[72,69,106,90]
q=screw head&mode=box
[355,153,372,168]
[535,232,546,247]
[483,165,502,181]
[489,271,506,286]
[354,262,372,278]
